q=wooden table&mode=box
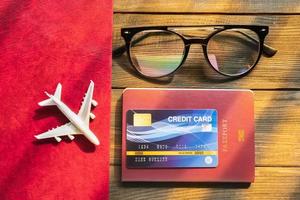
[111,1,300,199]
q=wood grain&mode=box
[110,89,300,167]
[114,0,300,14]
[113,14,300,89]
[110,166,300,200]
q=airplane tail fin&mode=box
[53,83,62,100]
[38,83,62,106]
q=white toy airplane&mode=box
[35,81,100,145]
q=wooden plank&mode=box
[110,89,300,166]
[110,166,300,199]
[113,14,300,89]
[114,0,300,14]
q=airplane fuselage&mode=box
[49,94,100,145]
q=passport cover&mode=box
[122,88,255,182]
[0,1,112,199]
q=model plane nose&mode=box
[91,136,100,145]
[85,130,100,146]
[93,138,100,145]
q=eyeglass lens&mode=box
[207,29,260,76]
[130,30,185,77]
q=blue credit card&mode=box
[126,109,218,168]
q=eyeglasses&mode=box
[116,25,277,78]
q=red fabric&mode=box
[0,1,112,199]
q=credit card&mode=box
[126,109,218,168]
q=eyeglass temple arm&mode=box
[234,30,277,57]
[113,30,277,57]
[113,45,126,57]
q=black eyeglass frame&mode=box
[121,25,275,78]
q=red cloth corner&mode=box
[0,1,112,199]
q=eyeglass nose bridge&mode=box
[185,38,208,46]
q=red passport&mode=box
[0,1,112,199]
[122,88,255,182]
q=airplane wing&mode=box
[35,122,81,139]
[78,81,94,126]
